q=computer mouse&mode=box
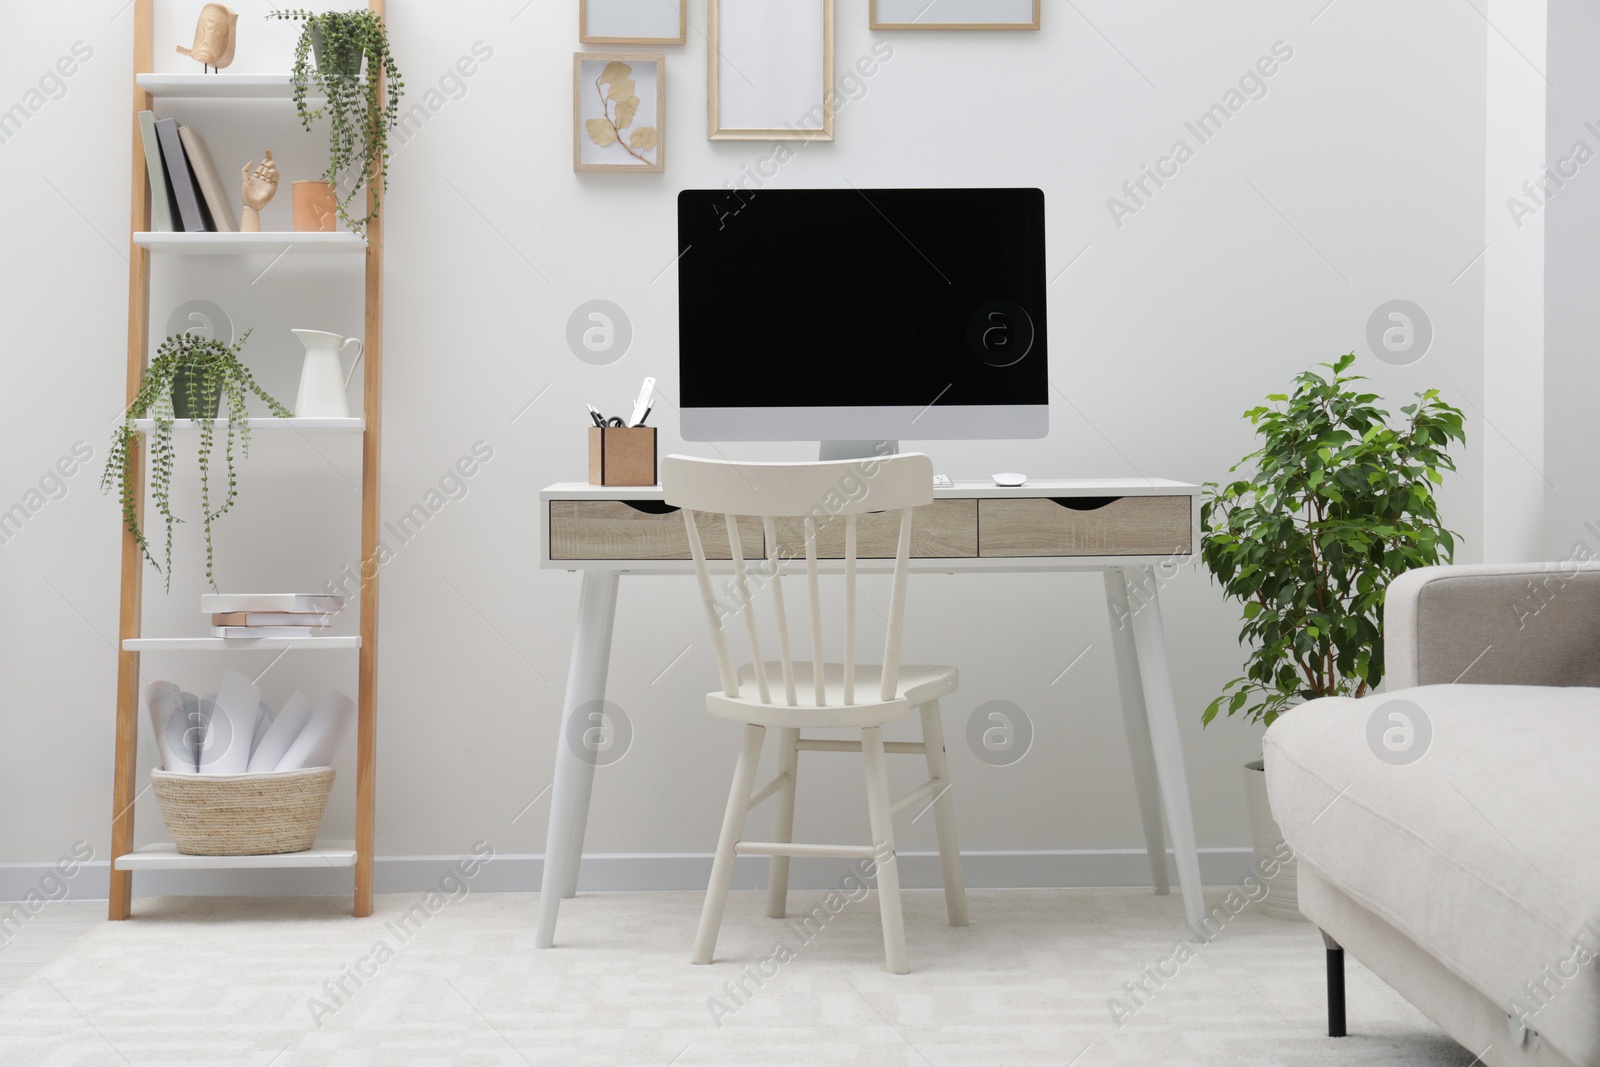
[992,472,1027,487]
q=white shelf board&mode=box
[134,232,366,255]
[123,636,360,652]
[130,417,363,433]
[136,73,319,99]
[114,843,357,871]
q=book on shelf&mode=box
[212,626,329,639]
[153,116,210,232]
[201,593,346,613]
[211,612,334,627]
[136,111,178,233]
[177,124,237,232]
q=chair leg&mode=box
[765,726,801,919]
[692,723,766,965]
[1322,930,1346,1037]
[918,700,968,927]
[862,726,909,974]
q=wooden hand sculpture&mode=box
[176,4,239,72]
[239,152,278,233]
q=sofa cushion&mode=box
[1264,685,1600,1064]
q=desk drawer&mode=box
[548,502,763,560]
[772,499,978,559]
[978,496,1191,557]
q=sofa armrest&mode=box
[1384,562,1600,689]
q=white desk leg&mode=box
[535,569,620,949]
[1123,567,1207,935]
[1102,570,1169,896]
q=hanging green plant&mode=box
[101,331,293,593]
[268,8,404,238]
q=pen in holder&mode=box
[589,426,657,486]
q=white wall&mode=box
[0,1,1489,892]
[1545,0,1600,559]
[1482,0,1547,562]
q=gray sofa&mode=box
[1265,562,1600,1067]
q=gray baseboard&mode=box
[0,848,1256,903]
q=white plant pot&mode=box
[1244,759,1306,921]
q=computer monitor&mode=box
[676,188,1048,455]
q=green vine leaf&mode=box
[101,331,293,592]
[267,8,405,239]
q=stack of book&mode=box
[137,110,238,233]
[202,594,346,638]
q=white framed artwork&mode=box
[871,0,1039,30]
[580,0,686,45]
[574,53,665,173]
[708,0,834,142]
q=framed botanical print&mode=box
[708,0,834,142]
[574,53,665,173]
[870,0,1039,30]
[580,0,686,45]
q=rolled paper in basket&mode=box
[161,693,201,774]
[200,669,259,776]
[275,691,355,772]
[247,692,315,773]
[146,681,187,774]
[251,700,276,758]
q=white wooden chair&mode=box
[661,452,968,974]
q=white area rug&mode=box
[0,888,1474,1066]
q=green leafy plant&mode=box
[102,331,292,592]
[268,8,404,237]
[1200,353,1466,727]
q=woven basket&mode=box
[150,767,336,856]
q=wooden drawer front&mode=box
[979,496,1192,557]
[771,499,978,560]
[549,502,763,560]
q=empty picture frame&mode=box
[709,0,835,141]
[870,0,1039,30]
[580,0,686,45]
[574,53,665,173]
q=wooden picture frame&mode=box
[580,0,686,45]
[709,0,834,142]
[870,0,1039,30]
[574,53,665,173]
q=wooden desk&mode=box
[536,478,1208,945]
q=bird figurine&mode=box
[176,4,239,72]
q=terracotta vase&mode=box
[292,181,338,232]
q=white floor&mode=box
[0,900,101,997]
[0,888,1474,1066]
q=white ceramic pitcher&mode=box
[291,329,364,419]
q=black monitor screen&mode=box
[677,188,1047,409]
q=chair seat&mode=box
[1265,684,1600,1066]
[706,663,960,727]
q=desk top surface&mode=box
[543,477,1200,499]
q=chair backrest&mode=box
[661,453,934,708]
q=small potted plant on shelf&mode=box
[1200,353,1465,918]
[267,7,404,238]
[102,330,293,592]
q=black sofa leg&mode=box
[1321,930,1346,1038]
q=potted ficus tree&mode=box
[268,8,404,237]
[102,331,293,592]
[1200,353,1465,918]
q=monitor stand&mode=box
[818,440,898,462]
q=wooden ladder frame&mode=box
[109,0,386,920]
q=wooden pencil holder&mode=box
[589,426,657,486]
